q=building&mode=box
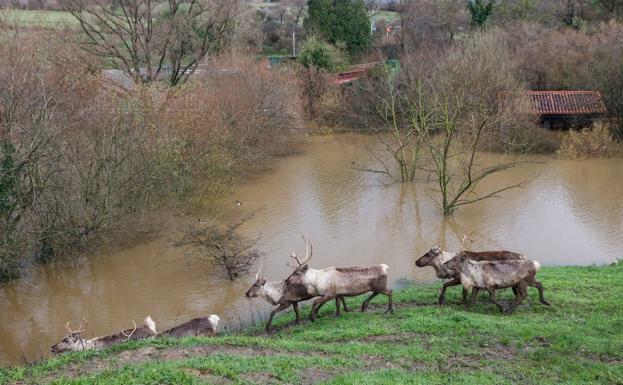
[499,90,607,129]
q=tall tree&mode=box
[467,0,495,29]
[305,0,371,55]
[67,0,238,86]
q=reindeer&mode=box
[415,245,526,305]
[157,315,220,337]
[284,236,393,321]
[443,253,550,313]
[50,316,157,353]
[245,255,349,332]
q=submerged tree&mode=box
[66,0,238,86]
[351,32,533,215]
[176,217,262,280]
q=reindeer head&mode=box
[50,320,88,354]
[442,253,468,274]
[415,245,442,267]
[245,262,266,298]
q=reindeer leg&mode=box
[531,280,550,306]
[466,288,478,309]
[310,296,333,322]
[506,283,528,314]
[384,289,394,314]
[335,297,341,317]
[312,298,329,317]
[439,278,461,305]
[292,302,301,324]
[361,292,379,312]
[487,288,506,313]
[462,287,468,304]
[266,303,290,332]
[340,296,350,312]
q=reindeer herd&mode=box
[50,235,550,354]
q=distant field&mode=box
[0,10,77,28]
[371,10,400,23]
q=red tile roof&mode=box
[499,91,607,116]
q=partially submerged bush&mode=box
[175,216,262,281]
[558,122,620,159]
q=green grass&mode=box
[1,263,622,384]
[0,10,77,28]
[371,11,400,24]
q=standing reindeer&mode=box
[443,253,550,313]
[244,242,349,332]
[415,246,525,305]
[50,316,157,353]
[284,236,393,321]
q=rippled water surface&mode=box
[1,133,622,365]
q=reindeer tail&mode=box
[144,316,157,334]
[208,314,221,328]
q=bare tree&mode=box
[350,64,422,183]
[176,216,262,281]
[286,0,307,25]
[353,31,534,215]
[66,0,238,86]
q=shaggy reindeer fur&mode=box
[443,254,550,313]
[285,264,393,321]
[157,315,220,337]
[415,246,525,305]
[50,316,157,353]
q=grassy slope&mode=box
[0,10,77,28]
[1,264,622,385]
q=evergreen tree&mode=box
[305,0,371,55]
[467,0,495,29]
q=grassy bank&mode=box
[1,263,622,385]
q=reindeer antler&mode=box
[287,249,302,268]
[78,318,88,333]
[461,233,473,244]
[299,234,312,265]
[252,261,263,280]
[287,235,312,267]
[121,320,137,341]
[65,320,86,335]
[458,233,475,253]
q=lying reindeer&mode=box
[443,253,550,313]
[245,252,349,332]
[50,316,157,353]
[157,315,220,337]
[284,236,393,321]
[416,246,525,305]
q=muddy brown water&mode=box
[1,133,622,366]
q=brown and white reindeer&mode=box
[415,245,526,305]
[157,315,221,337]
[244,248,349,332]
[50,316,157,353]
[443,253,550,313]
[284,236,394,321]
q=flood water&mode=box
[1,133,622,365]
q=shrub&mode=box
[558,122,620,159]
[298,37,347,72]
